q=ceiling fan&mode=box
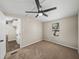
[25,0,56,17]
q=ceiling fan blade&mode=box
[25,11,38,13]
[43,13,48,17]
[35,0,41,10]
[42,7,56,12]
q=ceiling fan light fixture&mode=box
[25,0,56,18]
[38,13,43,16]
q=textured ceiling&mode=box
[0,0,78,22]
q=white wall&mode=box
[43,16,78,49]
[6,23,16,41]
[21,16,43,47]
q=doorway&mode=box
[6,17,21,52]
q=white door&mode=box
[0,11,6,59]
[78,12,79,54]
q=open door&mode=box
[0,11,6,59]
[78,12,79,54]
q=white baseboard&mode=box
[45,40,78,50]
[20,39,42,48]
[20,39,78,50]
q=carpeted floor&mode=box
[5,40,79,59]
[7,40,20,52]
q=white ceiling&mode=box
[0,0,78,22]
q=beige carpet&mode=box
[7,40,20,52]
[5,40,79,59]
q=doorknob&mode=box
[0,40,4,42]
